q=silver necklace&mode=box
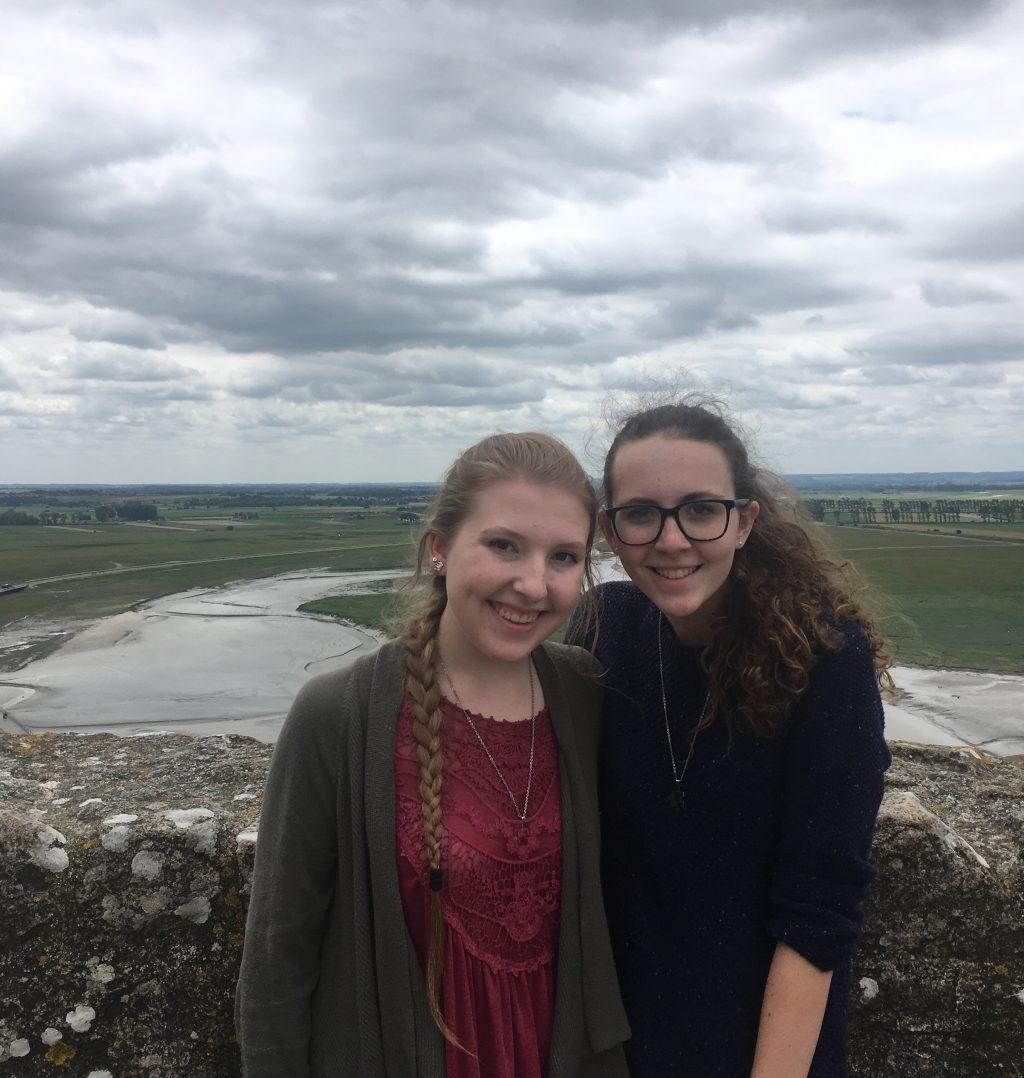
[657,615,710,812]
[438,656,537,821]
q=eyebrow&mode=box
[614,491,728,505]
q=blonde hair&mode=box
[402,431,598,1042]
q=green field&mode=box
[299,592,404,635]
[2,499,1021,674]
[0,508,418,630]
[821,525,1023,672]
[297,527,1023,673]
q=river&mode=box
[0,565,1021,752]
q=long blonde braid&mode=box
[402,582,456,1039]
[399,431,600,1046]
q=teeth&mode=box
[655,567,697,580]
[495,604,539,624]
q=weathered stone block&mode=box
[0,732,262,1076]
[1,733,1021,1076]
[849,744,1024,1075]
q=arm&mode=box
[235,675,342,1077]
[750,942,833,1078]
[763,629,890,1069]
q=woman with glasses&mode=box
[569,399,892,1078]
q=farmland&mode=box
[820,525,1023,673]
[0,493,423,631]
[1,482,1021,674]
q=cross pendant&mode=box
[668,787,685,812]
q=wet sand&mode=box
[1,566,1020,750]
[0,570,401,741]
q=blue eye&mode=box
[552,551,580,565]
[488,538,515,553]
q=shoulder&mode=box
[594,578,649,614]
[810,620,877,687]
[536,642,604,732]
[540,639,603,681]
[278,638,404,747]
[590,580,655,649]
[791,621,888,760]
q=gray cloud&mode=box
[852,326,1024,367]
[227,355,544,408]
[920,278,1013,307]
[63,353,195,383]
[927,205,1024,263]
[1,0,1021,479]
[762,201,901,236]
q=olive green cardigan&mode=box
[235,638,631,1077]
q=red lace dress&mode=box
[394,693,562,1078]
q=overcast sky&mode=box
[2,0,1022,482]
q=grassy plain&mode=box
[0,509,417,630]
[2,495,1021,675]
[299,593,401,634]
[822,525,1023,672]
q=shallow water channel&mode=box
[0,570,403,742]
[0,565,1020,752]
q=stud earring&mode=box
[431,556,445,573]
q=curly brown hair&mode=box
[602,397,893,735]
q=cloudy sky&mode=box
[2,0,1022,482]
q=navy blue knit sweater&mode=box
[580,582,890,1078]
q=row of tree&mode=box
[95,502,158,522]
[805,497,1023,525]
[0,503,159,526]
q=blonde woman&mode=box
[236,433,630,1077]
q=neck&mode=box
[666,615,711,647]
[665,592,726,648]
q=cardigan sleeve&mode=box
[767,626,891,972]
[235,673,342,1077]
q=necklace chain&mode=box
[657,615,709,800]
[438,656,537,821]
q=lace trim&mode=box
[395,699,562,973]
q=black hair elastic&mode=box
[429,867,443,892]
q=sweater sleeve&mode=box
[767,627,891,971]
[235,673,343,1077]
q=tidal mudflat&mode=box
[0,569,404,741]
[0,565,1020,752]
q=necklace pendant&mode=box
[668,786,685,812]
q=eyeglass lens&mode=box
[615,501,730,544]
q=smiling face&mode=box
[430,477,592,669]
[602,435,759,645]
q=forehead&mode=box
[610,436,735,501]
[458,478,591,539]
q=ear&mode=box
[736,500,760,546]
[427,531,447,567]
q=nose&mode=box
[654,513,693,552]
[513,556,548,603]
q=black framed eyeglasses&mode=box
[604,499,752,546]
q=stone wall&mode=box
[1,731,1021,1076]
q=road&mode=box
[22,543,412,587]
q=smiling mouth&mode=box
[492,602,542,625]
[651,566,699,580]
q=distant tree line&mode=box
[805,498,1023,525]
[95,503,158,522]
[0,503,158,526]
